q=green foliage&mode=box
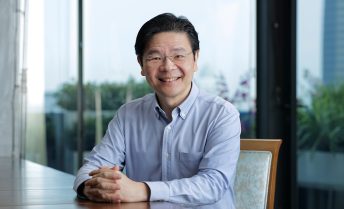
[52,78,152,150]
[54,83,78,110]
[54,78,152,111]
[297,84,344,152]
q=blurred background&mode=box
[0,0,343,209]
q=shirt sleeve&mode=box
[73,112,126,192]
[145,108,241,205]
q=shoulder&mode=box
[196,90,239,116]
[196,92,241,141]
[117,93,155,114]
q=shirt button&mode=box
[167,125,171,130]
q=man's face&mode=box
[139,32,198,104]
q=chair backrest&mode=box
[234,139,282,209]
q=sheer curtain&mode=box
[0,0,26,158]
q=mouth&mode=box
[158,77,181,82]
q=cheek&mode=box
[141,67,151,77]
[143,71,156,82]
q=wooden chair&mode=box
[234,139,282,209]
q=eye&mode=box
[174,54,186,60]
[146,55,162,62]
[151,56,162,61]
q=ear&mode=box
[193,50,199,72]
[137,56,145,76]
[137,56,143,67]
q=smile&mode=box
[159,77,181,82]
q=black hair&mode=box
[135,13,200,64]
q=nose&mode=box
[161,56,176,71]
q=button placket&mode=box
[161,124,172,181]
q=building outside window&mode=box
[297,0,344,208]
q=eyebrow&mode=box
[170,47,188,53]
[145,49,162,55]
[145,47,188,56]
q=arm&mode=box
[73,113,126,195]
[146,109,241,204]
[74,112,150,203]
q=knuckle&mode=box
[93,177,99,184]
[99,182,106,188]
[100,193,107,200]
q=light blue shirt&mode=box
[74,83,241,206]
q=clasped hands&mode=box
[83,166,149,203]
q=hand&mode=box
[84,166,149,203]
[83,166,122,202]
[77,202,150,209]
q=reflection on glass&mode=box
[297,0,344,208]
[26,0,256,174]
[26,0,78,173]
[83,0,256,143]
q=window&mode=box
[26,0,256,174]
[297,0,344,208]
[26,0,78,173]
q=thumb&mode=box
[112,165,121,171]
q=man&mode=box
[74,13,241,206]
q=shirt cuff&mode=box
[144,181,170,201]
[73,175,91,192]
[76,181,88,200]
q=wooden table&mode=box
[0,158,227,209]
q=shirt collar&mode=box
[178,82,199,119]
[153,95,163,119]
[152,82,200,120]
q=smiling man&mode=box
[74,13,241,207]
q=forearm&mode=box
[146,169,232,204]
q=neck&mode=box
[157,83,192,121]
[158,100,177,121]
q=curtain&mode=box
[0,0,26,158]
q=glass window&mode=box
[26,0,78,173]
[297,0,344,208]
[82,0,257,153]
[26,0,256,174]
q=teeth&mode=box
[161,77,178,82]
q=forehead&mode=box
[144,32,192,53]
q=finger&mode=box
[85,177,107,187]
[88,166,111,176]
[85,177,106,187]
[89,169,101,176]
[95,181,121,191]
[89,167,117,176]
[112,165,121,171]
[102,182,121,190]
[108,192,122,203]
[85,177,121,190]
[87,187,122,203]
[91,171,122,180]
[84,187,105,202]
